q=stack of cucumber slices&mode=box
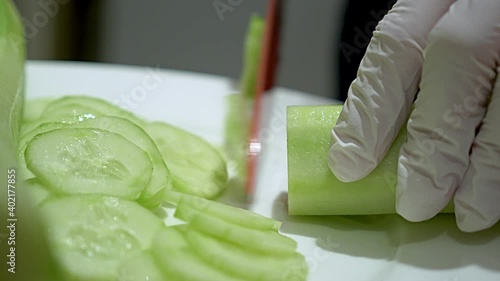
[20,96,307,281]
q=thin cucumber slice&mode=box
[26,128,152,199]
[152,248,245,281]
[22,97,56,123]
[40,195,163,281]
[165,190,281,231]
[153,226,189,251]
[21,103,100,136]
[20,116,172,207]
[23,178,51,206]
[18,122,68,179]
[117,251,165,281]
[72,116,172,208]
[174,204,297,256]
[146,121,228,199]
[152,226,244,280]
[187,231,308,281]
[42,95,145,126]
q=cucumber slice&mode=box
[22,97,56,123]
[146,122,228,199]
[21,103,100,136]
[187,231,307,281]
[25,128,152,199]
[20,116,172,207]
[165,190,281,231]
[175,204,297,256]
[152,226,243,281]
[117,251,165,281]
[72,116,172,208]
[42,95,145,126]
[40,195,163,281]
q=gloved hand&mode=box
[329,0,500,232]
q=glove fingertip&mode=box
[328,143,377,182]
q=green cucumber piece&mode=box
[40,195,163,281]
[187,231,307,281]
[165,190,281,231]
[287,105,454,215]
[224,15,265,178]
[175,204,297,256]
[153,226,189,251]
[240,14,265,99]
[25,128,152,200]
[146,121,228,199]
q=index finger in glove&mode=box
[329,0,454,182]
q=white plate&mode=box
[26,60,500,281]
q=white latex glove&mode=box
[329,0,500,232]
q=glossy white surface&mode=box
[26,61,500,281]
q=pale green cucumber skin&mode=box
[40,195,163,281]
[146,121,228,199]
[25,128,152,200]
[287,105,454,215]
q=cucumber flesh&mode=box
[26,128,152,200]
[146,121,228,199]
[287,105,454,215]
[40,195,163,281]
[152,248,244,281]
[175,204,297,256]
[72,116,172,208]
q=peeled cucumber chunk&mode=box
[175,204,297,256]
[287,105,454,215]
[26,128,153,200]
[187,231,307,281]
[165,190,281,231]
[146,121,228,199]
[40,195,163,281]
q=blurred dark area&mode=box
[13,0,392,100]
